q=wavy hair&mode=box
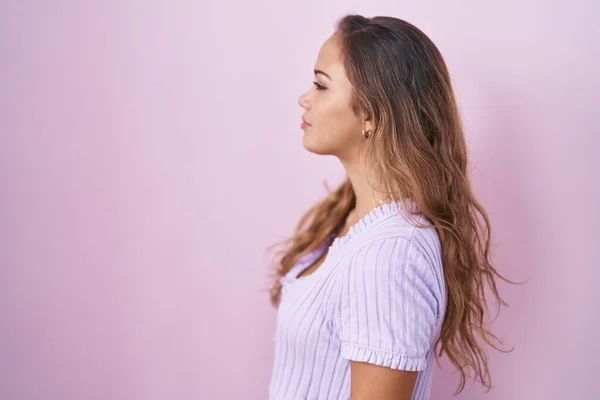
[267,14,515,395]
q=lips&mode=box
[301,116,311,130]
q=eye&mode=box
[312,81,327,91]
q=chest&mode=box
[277,263,343,350]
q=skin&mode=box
[297,34,419,399]
[299,34,389,226]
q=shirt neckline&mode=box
[282,200,411,286]
[329,200,411,253]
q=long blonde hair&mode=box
[267,14,515,395]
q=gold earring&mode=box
[362,129,371,139]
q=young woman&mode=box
[267,14,509,400]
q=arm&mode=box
[350,361,418,399]
[338,237,443,399]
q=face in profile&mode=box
[298,35,370,161]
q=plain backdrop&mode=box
[1,0,598,399]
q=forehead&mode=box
[315,35,345,77]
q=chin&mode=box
[302,132,336,155]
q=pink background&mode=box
[1,1,598,399]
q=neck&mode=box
[341,158,390,226]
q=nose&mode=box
[298,90,310,109]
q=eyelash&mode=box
[312,81,327,91]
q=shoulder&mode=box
[335,214,447,368]
[353,212,442,267]
[341,213,446,303]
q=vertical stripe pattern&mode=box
[268,202,447,400]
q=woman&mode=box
[267,14,509,400]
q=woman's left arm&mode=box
[337,237,443,400]
[350,361,418,400]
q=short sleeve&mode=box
[337,237,442,371]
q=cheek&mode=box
[312,96,359,141]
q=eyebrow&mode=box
[314,69,332,81]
